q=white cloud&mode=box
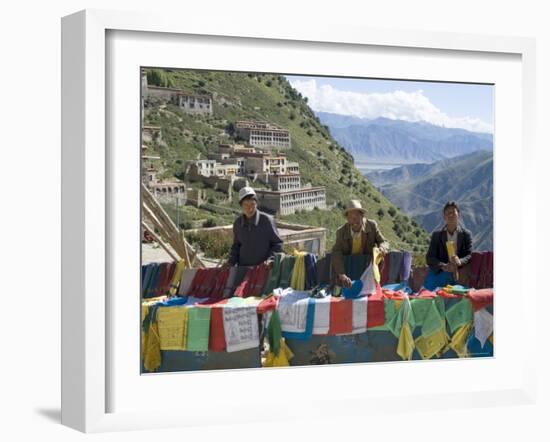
[289,78,493,134]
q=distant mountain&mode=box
[366,150,493,251]
[317,112,493,164]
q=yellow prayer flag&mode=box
[263,339,294,367]
[141,305,150,360]
[290,250,307,290]
[447,322,473,358]
[414,328,449,360]
[157,306,189,351]
[143,322,161,372]
[372,246,382,283]
[169,260,187,295]
[446,241,456,258]
[397,322,415,361]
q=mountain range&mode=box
[317,112,493,164]
[366,150,493,251]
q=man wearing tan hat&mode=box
[331,200,389,288]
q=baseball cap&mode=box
[238,186,256,203]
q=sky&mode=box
[285,75,494,134]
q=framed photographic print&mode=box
[62,9,537,433]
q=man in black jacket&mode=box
[424,201,472,290]
[227,186,283,267]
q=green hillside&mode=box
[143,68,430,258]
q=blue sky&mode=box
[285,75,494,134]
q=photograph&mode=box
[140,67,495,373]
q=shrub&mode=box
[388,207,397,217]
[187,229,232,259]
[203,218,217,228]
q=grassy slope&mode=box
[143,69,431,257]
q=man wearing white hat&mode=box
[227,186,283,267]
[331,199,389,288]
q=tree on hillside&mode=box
[147,69,174,88]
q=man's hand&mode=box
[338,274,353,289]
[264,260,274,270]
[442,262,457,273]
[451,255,461,266]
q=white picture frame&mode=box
[61,9,537,433]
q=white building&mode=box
[268,174,301,191]
[235,120,291,149]
[145,85,213,115]
[256,186,326,216]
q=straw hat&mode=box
[343,199,366,216]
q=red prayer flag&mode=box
[328,298,353,335]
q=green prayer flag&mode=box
[186,307,211,352]
[263,253,284,295]
[386,301,401,337]
[406,302,416,330]
[448,285,470,295]
[279,256,295,288]
[445,298,473,334]
[344,255,369,280]
[411,298,432,329]
[421,301,445,337]
[384,299,397,324]
[435,296,445,317]
[387,299,415,338]
[268,310,282,356]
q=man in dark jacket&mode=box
[424,201,472,290]
[331,200,389,288]
[228,186,283,267]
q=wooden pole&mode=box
[142,204,188,260]
[141,183,205,268]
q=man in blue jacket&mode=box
[424,201,473,290]
[227,186,283,267]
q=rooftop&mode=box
[255,186,325,195]
[235,120,286,132]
